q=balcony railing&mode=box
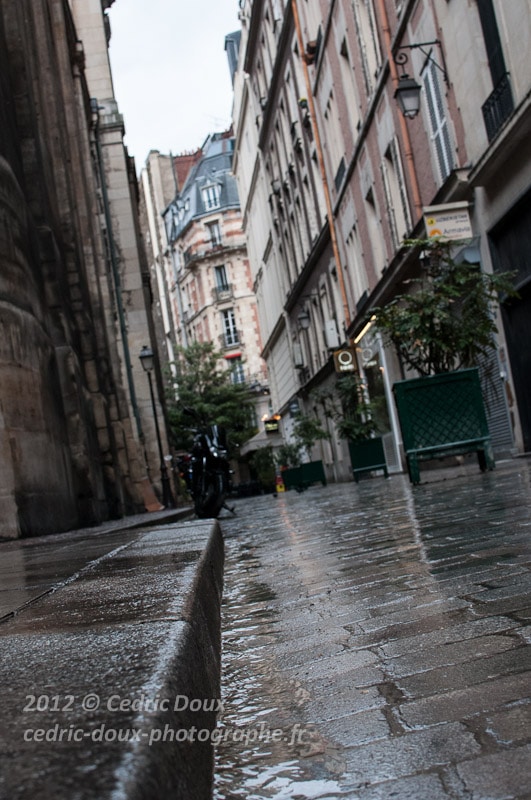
[182,238,236,269]
[183,247,195,267]
[213,284,233,303]
[482,72,514,142]
[219,331,241,350]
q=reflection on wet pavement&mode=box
[214,462,531,799]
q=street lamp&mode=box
[393,41,449,119]
[297,307,311,330]
[394,73,423,119]
[139,345,175,509]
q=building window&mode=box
[476,0,514,141]
[215,264,229,291]
[222,308,239,346]
[339,37,361,141]
[323,91,345,193]
[365,188,386,275]
[207,220,222,246]
[352,0,382,95]
[228,356,245,385]
[345,223,368,307]
[272,0,282,24]
[202,184,221,210]
[381,137,411,247]
[423,59,454,183]
[476,0,506,86]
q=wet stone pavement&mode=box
[213,459,531,800]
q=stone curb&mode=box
[0,519,224,800]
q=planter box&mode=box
[348,437,388,482]
[282,460,327,491]
[393,368,494,484]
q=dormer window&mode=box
[202,184,221,210]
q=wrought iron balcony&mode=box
[213,284,233,303]
[482,72,514,142]
[219,331,241,350]
[183,247,196,267]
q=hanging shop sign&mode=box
[288,399,300,416]
[423,202,473,241]
[264,416,280,433]
[333,347,357,373]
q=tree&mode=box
[166,342,257,453]
[275,443,303,469]
[333,374,380,442]
[249,445,277,490]
[372,239,516,376]
[313,375,379,443]
[292,413,330,461]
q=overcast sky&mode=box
[107,0,240,166]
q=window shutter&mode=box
[423,60,454,183]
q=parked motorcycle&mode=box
[183,411,234,518]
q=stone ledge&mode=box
[0,520,224,800]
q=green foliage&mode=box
[166,341,257,453]
[275,443,302,468]
[371,239,516,376]
[292,413,330,460]
[334,375,379,442]
[314,375,379,443]
[249,446,276,486]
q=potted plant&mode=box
[334,374,388,481]
[280,413,329,490]
[249,445,277,494]
[371,238,516,484]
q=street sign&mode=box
[423,202,473,241]
[334,347,357,373]
[264,417,280,433]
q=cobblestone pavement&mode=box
[214,459,531,800]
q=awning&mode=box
[239,429,284,457]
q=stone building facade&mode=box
[232,0,531,480]
[139,133,271,475]
[0,0,163,537]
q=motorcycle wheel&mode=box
[194,472,226,519]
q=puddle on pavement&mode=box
[214,532,346,800]
[213,472,531,797]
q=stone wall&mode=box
[0,0,145,537]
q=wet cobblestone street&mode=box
[214,461,531,799]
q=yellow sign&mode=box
[423,202,472,241]
[264,419,280,433]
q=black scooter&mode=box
[183,414,235,519]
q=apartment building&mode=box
[232,0,531,480]
[139,133,270,468]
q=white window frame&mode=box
[381,137,411,247]
[207,220,222,246]
[202,184,221,210]
[351,0,382,95]
[229,356,246,385]
[365,188,387,275]
[222,308,239,346]
[215,264,229,291]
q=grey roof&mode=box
[164,134,240,242]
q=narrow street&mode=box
[214,461,531,799]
